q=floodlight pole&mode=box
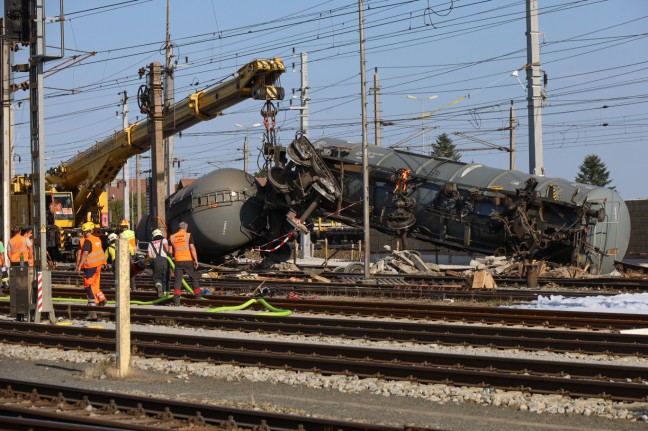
[526,0,544,176]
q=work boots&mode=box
[155,282,164,298]
[173,295,181,306]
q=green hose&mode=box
[3,291,291,313]
[48,296,172,306]
[206,298,292,317]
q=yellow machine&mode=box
[10,175,106,230]
[11,58,285,261]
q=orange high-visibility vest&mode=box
[76,237,86,266]
[82,234,106,268]
[170,231,192,262]
[8,234,28,263]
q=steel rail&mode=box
[1,322,646,402]
[0,377,430,431]
[6,291,648,329]
[4,303,647,356]
[48,268,648,293]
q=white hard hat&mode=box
[107,233,118,242]
[152,229,163,237]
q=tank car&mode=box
[166,136,630,274]
[310,138,630,274]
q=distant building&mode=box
[625,199,648,266]
[176,178,197,191]
[108,179,148,201]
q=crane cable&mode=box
[261,100,278,157]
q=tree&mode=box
[431,133,461,161]
[575,154,613,188]
[108,192,148,227]
[108,199,124,226]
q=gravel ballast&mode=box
[0,307,647,431]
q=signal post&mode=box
[3,0,63,323]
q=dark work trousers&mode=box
[152,256,170,294]
[130,256,137,290]
[173,260,201,296]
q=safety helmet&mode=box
[107,233,118,242]
[120,220,130,228]
[81,222,95,232]
[152,229,163,238]
[94,223,101,229]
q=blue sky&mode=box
[10,0,648,199]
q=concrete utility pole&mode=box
[242,135,248,174]
[149,62,165,234]
[358,0,372,280]
[509,100,516,171]
[234,123,260,174]
[372,67,381,147]
[136,155,141,224]
[1,19,11,245]
[295,51,311,259]
[164,0,175,196]
[286,51,310,136]
[120,91,130,223]
[526,0,544,176]
[298,52,309,138]
[115,237,131,377]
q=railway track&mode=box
[48,269,648,300]
[3,302,647,356]
[0,377,437,431]
[0,320,646,402]
[15,292,648,330]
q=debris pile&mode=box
[343,249,648,282]
[369,250,441,275]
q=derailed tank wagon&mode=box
[166,135,630,275]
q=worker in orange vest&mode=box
[75,222,107,307]
[21,226,34,267]
[169,221,201,306]
[7,226,29,267]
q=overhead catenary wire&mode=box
[6,0,645,198]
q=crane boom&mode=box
[45,58,285,226]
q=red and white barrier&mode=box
[252,200,362,254]
[254,231,294,253]
[37,271,43,313]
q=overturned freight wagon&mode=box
[166,136,630,274]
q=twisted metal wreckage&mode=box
[167,131,630,275]
[25,53,628,275]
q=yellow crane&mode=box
[11,58,285,260]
